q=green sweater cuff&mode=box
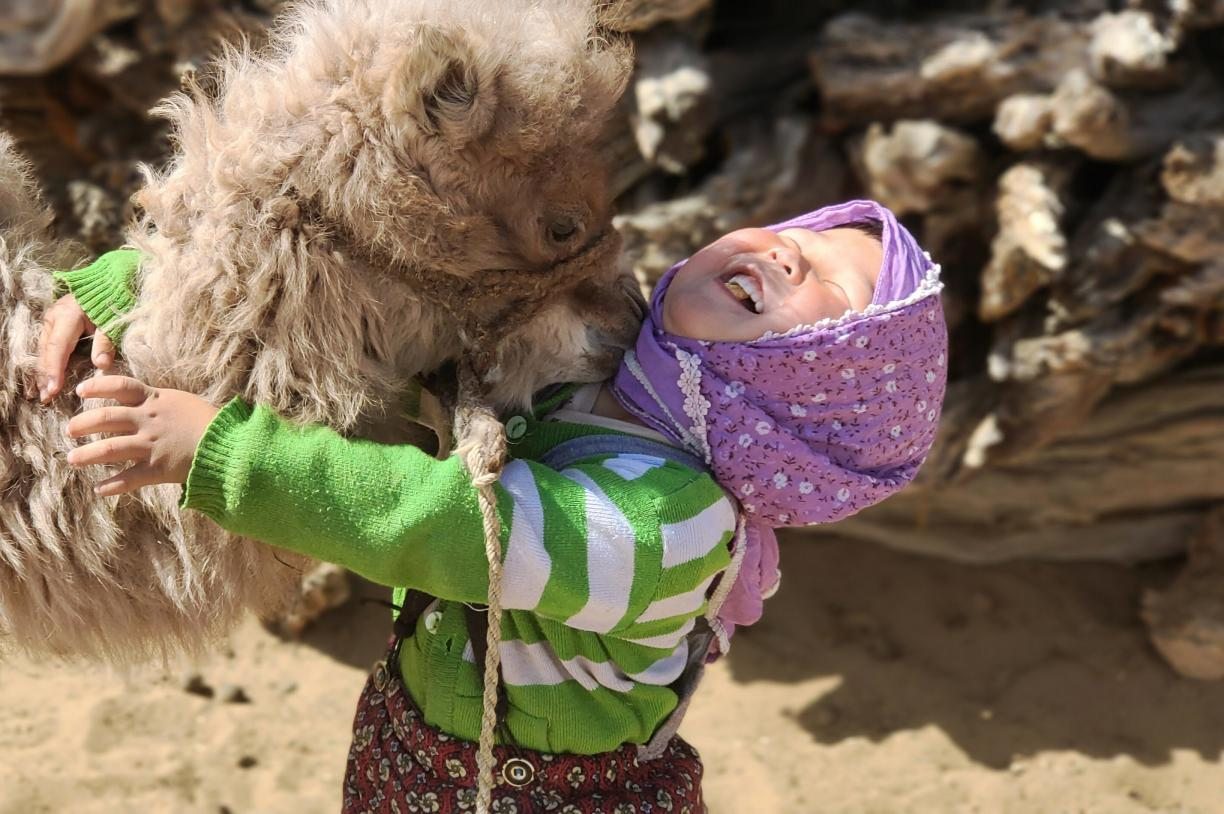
[52,249,140,345]
[179,397,256,519]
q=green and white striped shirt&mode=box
[183,394,736,754]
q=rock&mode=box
[67,180,122,253]
[1048,70,1139,161]
[994,94,1054,152]
[217,683,250,704]
[1089,11,1178,89]
[855,120,985,217]
[0,0,138,76]
[598,0,710,33]
[1170,0,1224,31]
[617,114,847,288]
[263,561,352,639]
[1162,132,1224,206]
[811,11,1088,128]
[154,0,194,30]
[630,33,713,174]
[1143,508,1224,680]
[1048,68,1224,161]
[979,160,1074,321]
[180,671,213,699]
[811,364,1224,564]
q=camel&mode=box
[0,0,642,663]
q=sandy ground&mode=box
[3,535,1223,814]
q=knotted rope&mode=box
[453,364,509,814]
[409,230,626,813]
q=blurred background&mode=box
[0,1,1222,812]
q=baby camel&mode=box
[0,0,640,662]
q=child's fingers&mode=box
[94,464,159,498]
[66,435,151,468]
[75,375,154,406]
[91,330,116,369]
[66,405,138,439]
[37,308,86,401]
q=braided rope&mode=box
[437,227,625,811]
[453,361,510,814]
[471,476,504,813]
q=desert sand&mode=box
[3,535,1223,814]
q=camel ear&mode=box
[383,26,496,144]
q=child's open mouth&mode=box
[724,273,763,314]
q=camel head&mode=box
[128,0,642,430]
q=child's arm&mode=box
[68,375,735,636]
[37,249,140,401]
[50,249,141,343]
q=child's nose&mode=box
[768,247,807,282]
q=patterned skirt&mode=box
[342,657,706,813]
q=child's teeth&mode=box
[725,280,750,300]
[726,274,763,313]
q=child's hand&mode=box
[66,375,220,497]
[36,293,117,402]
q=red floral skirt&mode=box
[341,656,706,813]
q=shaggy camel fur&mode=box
[0,0,640,662]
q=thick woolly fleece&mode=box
[0,0,643,663]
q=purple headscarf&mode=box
[610,200,947,655]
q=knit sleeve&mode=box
[51,249,140,345]
[179,398,733,634]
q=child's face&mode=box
[661,227,882,342]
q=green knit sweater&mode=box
[58,252,735,755]
[52,249,140,344]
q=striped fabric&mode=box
[402,451,737,753]
[56,249,739,754]
[182,399,736,755]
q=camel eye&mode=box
[547,216,579,243]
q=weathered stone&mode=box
[811,11,1088,128]
[264,562,352,639]
[816,364,1224,563]
[856,120,984,217]
[980,161,1073,321]
[1048,69,1224,161]
[1169,0,1224,31]
[1162,132,1224,206]
[1089,11,1178,89]
[599,0,710,33]
[617,116,847,288]
[630,34,713,174]
[1144,508,1224,680]
[994,94,1054,153]
[0,0,138,75]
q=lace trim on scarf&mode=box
[754,259,944,342]
[674,348,712,464]
[622,350,705,458]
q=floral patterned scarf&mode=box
[610,200,947,654]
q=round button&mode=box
[505,415,529,441]
[372,661,389,692]
[424,611,443,635]
[501,757,535,788]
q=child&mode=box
[46,199,946,812]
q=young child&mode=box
[44,199,946,812]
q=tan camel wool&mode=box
[0,0,641,665]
